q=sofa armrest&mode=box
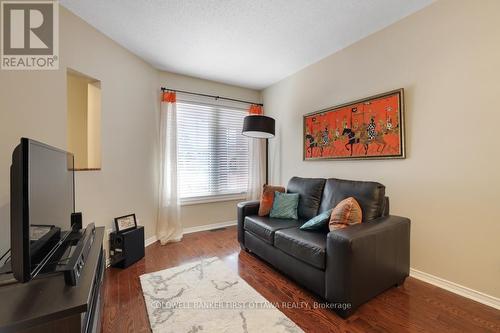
[237,201,260,246]
[325,215,410,317]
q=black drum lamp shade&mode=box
[242,115,275,139]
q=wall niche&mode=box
[67,69,101,171]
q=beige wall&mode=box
[158,71,261,228]
[0,6,261,256]
[262,0,500,298]
[0,7,160,255]
[67,72,89,168]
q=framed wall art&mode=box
[303,89,405,160]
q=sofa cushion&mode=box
[244,215,302,245]
[270,192,299,219]
[287,177,326,220]
[319,178,385,222]
[329,197,363,230]
[258,184,285,216]
[274,228,327,270]
[300,208,332,231]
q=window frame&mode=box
[180,193,247,206]
[176,97,249,204]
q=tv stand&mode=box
[0,227,105,333]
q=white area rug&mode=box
[140,257,303,333]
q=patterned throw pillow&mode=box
[300,209,333,231]
[270,192,299,219]
[329,197,363,231]
[258,185,285,216]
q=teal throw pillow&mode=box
[300,209,333,231]
[269,192,299,219]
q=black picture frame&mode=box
[114,213,137,233]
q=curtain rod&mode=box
[161,87,263,106]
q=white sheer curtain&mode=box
[246,138,266,200]
[157,93,183,244]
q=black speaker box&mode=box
[71,212,82,230]
[109,226,145,268]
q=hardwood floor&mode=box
[101,226,500,333]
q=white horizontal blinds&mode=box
[177,100,249,199]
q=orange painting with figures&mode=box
[303,89,405,160]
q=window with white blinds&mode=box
[177,101,249,200]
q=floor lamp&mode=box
[242,115,276,184]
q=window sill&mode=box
[180,193,247,206]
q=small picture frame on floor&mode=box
[114,213,137,233]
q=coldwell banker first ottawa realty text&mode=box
[1,0,59,70]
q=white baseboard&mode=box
[145,235,158,247]
[182,220,237,235]
[410,268,500,310]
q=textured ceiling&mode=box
[60,0,434,89]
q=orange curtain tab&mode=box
[162,91,176,103]
[248,104,263,115]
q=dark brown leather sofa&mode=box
[237,177,410,317]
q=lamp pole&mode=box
[265,139,269,185]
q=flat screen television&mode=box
[10,138,76,282]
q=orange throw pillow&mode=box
[258,185,285,216]
[329,197,363,231]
